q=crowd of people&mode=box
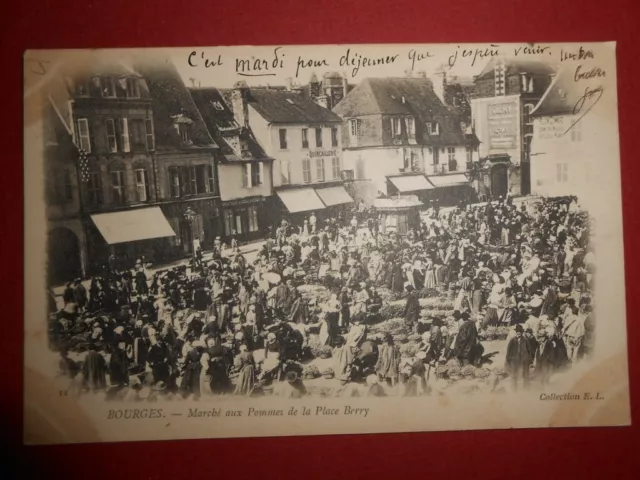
[49,194,595,400]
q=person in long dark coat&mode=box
[83,346,107,392]
[505,324,534,391]
[402,285,420,332]
[453,314,478,366]
[135,268,148,295]
[180,348,202,398]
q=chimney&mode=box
[285,77,293,91]
[432,69,447,104]
[231,80,250,128]
[309,72,320,98]
[404,69,413,78]
[416,71,427,78]
[342,74,348,99]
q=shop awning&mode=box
[276,188,326,213]
[388,175,434,192]
[426,173,469,188]
[91,207,176,245]
[315,186,354,207]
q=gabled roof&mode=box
[333,77,478,146]
[132,56,217,151]
[475,58,556,81]
[241,88,343,124]
[531,68,592,117]
[189,87,270,162]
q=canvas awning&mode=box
[315,186,354,207]
[388,175,434,192]
[276,188,326,213]
[91,207,176,245]
[426,173,469,188]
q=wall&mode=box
[339,114,383,149]
[530,114,592,201]
[248,106,343,188]
[155,151,216,199]
[217,162,272,201]
[471,95,523,164]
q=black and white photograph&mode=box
[23,43,629,444]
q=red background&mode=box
[3,0,639,477]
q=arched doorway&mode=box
[48,227,82,285]
[491,164,509,198]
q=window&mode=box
[135,169,150,202]
[76,118,91,153]
[118,118,130,153]
[331,157,340,180]
[62,169,73,202]
[101,77,116,98]
[410,152,420,171]
[87,172,103,205]
[301,129,309,149]
[279,129,287,149]
[130,119,146,151]
[349,119,361,138]
[316,158,325,182]
[556,163,569,183]
[169,167,182,198]
[242,163,263,188]
[430,147,440,165]
[281,160,291,184]
[521,74,534,93]
[207,164,217,194]
[391,117,402,137]
[212,101,224,111]
[126,78,140,98]
[223,209,234,236]
[447,147,456,162]
[570,120,582,142]
[145,118,155,150]
[315,128,323,148]
[105,119,117,153]
[178,124,190,143]
[247,206,259,233]
[524,103,535,125]
[427,122,439,135]
[111,170,126,204]
[331,127,339,147]
[190,165,207,194]
[466,146,473,164]
[75,79,91,97]
[406,117,416,139]
[302,158,312,183]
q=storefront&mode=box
[89,206,177,270]
[425,173,476,206]
[374,196,423,236]
[220,196,269,241]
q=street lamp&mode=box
[183,206,197,268]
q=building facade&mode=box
[225,83,352,223]
[333,75,480,205]
[190,87,273,241]
[470,58,555,197]
[45,56,220,282]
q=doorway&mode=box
[491,164,509,198]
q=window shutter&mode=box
[144,170,150,200]
[242,164,250,187]
[145,118,155,150]
[258,162,264,185]
[119,118,130,152]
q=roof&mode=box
[333,77,478,146]
[243,88,343,124]
[189,87,270,162]
[531,68,598,117]
[475,58,556,81]
[132,56,217,151]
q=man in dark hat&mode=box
[402,284,420,333]
[505,324,534,391]
[453,312,478,366]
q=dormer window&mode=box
[125,77,140,98]
[427,122,439,135]
[171,114,194,143]
[101,77,116,98]
[212,101,224,111]
[521,74,534,93]
[75,78,91,97]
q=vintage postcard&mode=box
[24,42,629,445]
